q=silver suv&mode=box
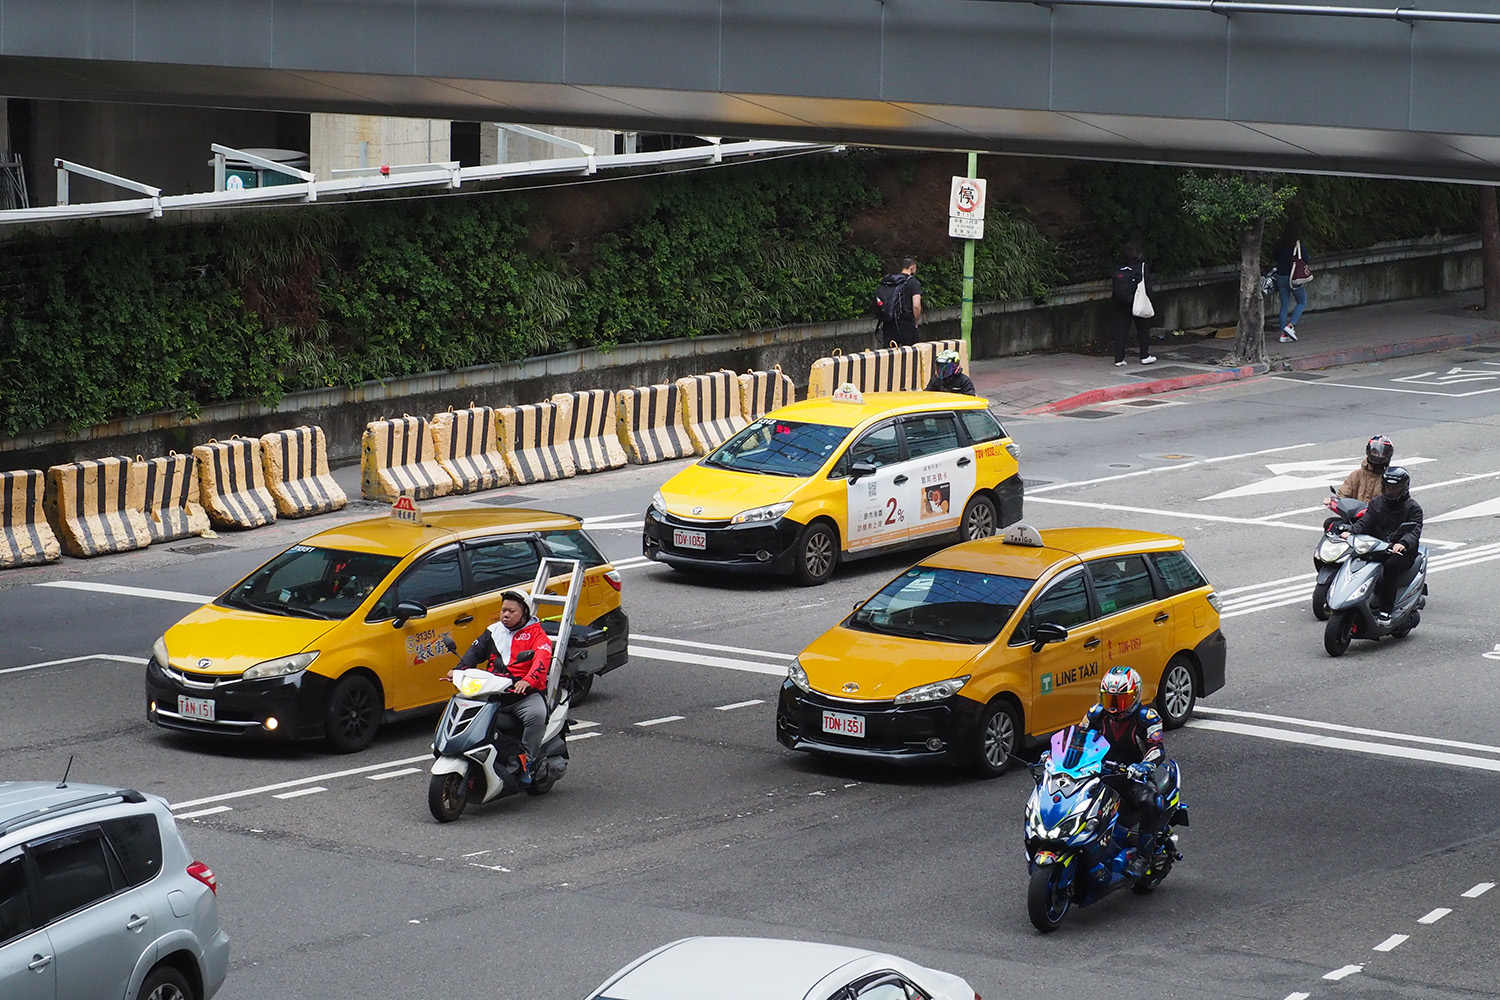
[0,782,229,1000]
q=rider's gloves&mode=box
[1128,762,1154,781]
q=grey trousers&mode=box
[504,691,548,763]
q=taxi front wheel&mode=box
[325,673,380,753]
[969,700,1019,778]
[794,521,838,587]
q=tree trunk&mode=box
[1233,214,1267,363]
[1480,185,1500,320]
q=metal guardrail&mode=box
[1000,0,1500,26]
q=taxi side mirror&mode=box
[1031,621,1068,653]
[849,461,879,484]
[852,600,865,612]
[392,600,428,629]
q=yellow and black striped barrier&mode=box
[678,370,748,456]
[551,389,628,475]
[615,383,694,465]
[1,469,61,568]
[499,400,577,485]
[193,437,279,529]
[261,425,348,518]
[916,339,971,387]
[806,344,925,399]
[45,455,153,557]
[431,406,511,494]
[361,416,456,501]
[140,452,210,544]
[737,365,796,420]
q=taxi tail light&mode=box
[187,861,218,895]
[604,570,623,592]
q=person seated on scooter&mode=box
[925,349,976,395]
[1077,666,1166,877]
[1343,466,1423,623]
[453,591,554,785]
[1326,434,1393,511]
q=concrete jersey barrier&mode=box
[261,425,348,518]
[499,400,577,485]
[677,370,748,456]
[140,452,209,544]
[361,416,456,502]
[193,437,279,529]
[45,455,153,557]
[616,383,694,465]
[0,469,61,568]
[431,406,511,494]
[916,339,971,387]
[806,345,925,398]
[737,366,796,420]
[551,389,628,475]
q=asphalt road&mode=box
[5,349,1500,1000]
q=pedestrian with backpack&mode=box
[874,256,923,348]
[1110,242,1157,368]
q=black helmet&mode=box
[1382,466,1410,501]
[1366,435,1394,469]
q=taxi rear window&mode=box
[703,418,848,477]
[847,565,1032,644]
[1152,550,1209,595]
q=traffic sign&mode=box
[948,216,984,240]
[949,176,986,220]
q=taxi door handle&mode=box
[453,615,474,626]
[1154,612,1170,624]
[1083,637,1101,650]
[893,475,909,485]
[957,457,972,467]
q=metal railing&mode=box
[1000,0,1500,26]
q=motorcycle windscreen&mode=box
[1051,726,1110,777]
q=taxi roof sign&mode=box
[831,382,865,404]
[1002,523,1044,547]
[390,495,424,524]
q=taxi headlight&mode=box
[152,636,169,668]
[242,651,319,681]
[730,502,793,526]
[650,491,666,515]
[787,657,812,693]
[1317,536,1351,562]
[893,675,971,705]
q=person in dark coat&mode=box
[1110,242,1156,367]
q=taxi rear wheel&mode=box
[969,700,1019,778]
[1155,656,1197,729]
[325,673,380,753]
[959,494,998,542]
[793,521,838,587]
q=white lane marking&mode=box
[584,520,644,531]
[1418,907,1452,924]
[1323,965,1362,981]
[634,715,685,727]
[569,731,601,740]
[169,754,431,810]
[613,556,652,571]
[583,513,646,526]
[1463,882,1495,898]
[1186,720,1500,773]
[460,850,491,858]
[1027,443,1318,495]
[1283,993,1311,1000]
[1217,571,1318,596]
[633,633,794,660]
[175,806,232,820]
[1195,707,1500,757]
[715,699,765,711]
[1373,933,1408,952]
[273,786,326,800]
[0,653,148,676]
[1029,495,1325,532]
[367,768,421,781]
[629,645,788,677]
[1321,380,1500,398]
[571,720,599,730]
[36,580,215,603]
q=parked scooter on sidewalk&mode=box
[1323,522,1428,656]
[1312,487,1367,621]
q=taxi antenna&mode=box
[57,754,74,789]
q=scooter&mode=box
[1023,726,1188,933]
[1323,523,1428,657]
[1312,488,1367,621]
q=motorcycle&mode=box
[1312,488,1367,621]
[1323,522,1428,657]
[1023,726,1188,933]
[427,655,571,822]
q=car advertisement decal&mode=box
[407,629,457,665]
[848,475,907,551]
[916,454,975,535]
[1041,660,1099,695]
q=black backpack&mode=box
[873,273,909,325]
[1111,265,1139,306]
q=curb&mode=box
[1024,362,1270,415]
[1281,327,1500,371]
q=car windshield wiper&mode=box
[232,596,330,620]
[882,625,981,644]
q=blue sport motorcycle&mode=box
[1023,726,1188,932]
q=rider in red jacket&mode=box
[454,591,554,782]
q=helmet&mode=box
[936,349,961,379]
[1366,435,1394,469]
[1382,466,1410,501]
[1099,666,1142,716]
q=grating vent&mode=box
[1127,365,1212,380]
[170,542,234,555]
[1059,409,1114,419]
[1118,399,1170,407]
[1464,344,1500,354]
[1274,371,1327,381]
[474,494,538,506]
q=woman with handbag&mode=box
[1110,242,1157,367]
[1273,219,1312,342]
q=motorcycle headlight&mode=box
[1353,579,1372,598]
[1350,534,1382,556]
[893,675,971,705]
[786,657,812,693]
[1318,536,1351,562]
[152,636,169,667]
[730,502,793,526]
[242,651,319,681]
[650,491,667,515]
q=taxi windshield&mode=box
[849,565,1032,644]
[219,545,401,621]
[703,418,848,477]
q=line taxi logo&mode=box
[1040,673,1053,695]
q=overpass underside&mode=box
[2,0,1499,183]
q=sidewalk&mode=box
[971,291,1500,415]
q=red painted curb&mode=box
[1025,363,1270,415]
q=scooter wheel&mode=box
[1311,582,1330,622]
[1324,610,1353,657]
[428,771,469,823]
[1027,864,1071,933]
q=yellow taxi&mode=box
[642,388,1023,585]
[776,524,1226,775]
[146,505,628,752]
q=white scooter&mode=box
[1323,523,1428,657]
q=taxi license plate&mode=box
[178,696,216,722]
[822,711,864,738]
[673,528,707,551]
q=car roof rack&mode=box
[0,789,147,838]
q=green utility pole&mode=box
[960,151,977,353]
